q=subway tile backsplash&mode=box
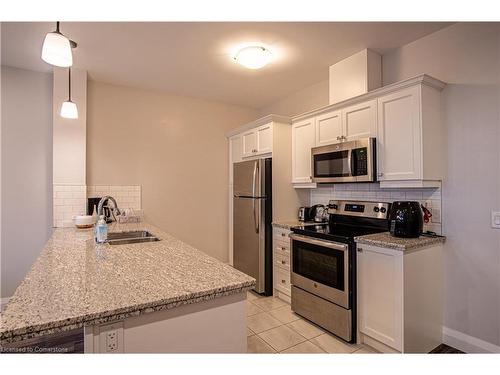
[53,185,141,228]
[87,185,142,211]
[310,183,442,234]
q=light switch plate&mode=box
[491,211,500,229]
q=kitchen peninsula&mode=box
[0,222,255,353]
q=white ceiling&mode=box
[1,22,451,109]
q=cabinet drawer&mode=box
[274,267,291,295]
[274,241,290,257]
[275,252,291,270]
[273,227,291,242]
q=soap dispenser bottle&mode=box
[95,215,108,244]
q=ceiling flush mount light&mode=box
[41,22,77,67]
[234,46,273,70]
[60,68,78,119]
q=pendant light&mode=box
[41,22,77,67]
[60,68,78,119]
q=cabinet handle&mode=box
[281,260,286,264]
[281,279,286,284]
[377,173,384,177]
[336,136,341,141]
[281,233,286,237]
[357,247,363,252]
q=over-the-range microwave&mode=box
[311,137,376,183]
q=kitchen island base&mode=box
[84,292,246,353]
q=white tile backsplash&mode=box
[310,182,442,234]
[53,184,142,228]
[87,185,142,212]
[53,184,87,228]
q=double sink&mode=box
[106,230,160,245]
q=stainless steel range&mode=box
[290,200,391,343]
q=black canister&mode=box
[388,201,423,238]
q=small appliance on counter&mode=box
[298,206,313,222]
[310,204,328,222]
[388,201,424,238]
[87,197,114,223]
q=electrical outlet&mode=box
[106,330,118,352]
[491,211,500,229]
[431,207,441,223]
[98,321,123,353]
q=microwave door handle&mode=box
[347,149,353,176]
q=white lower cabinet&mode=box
[357,243,443,353]
[272,227,292,303]
[357,245,403,351]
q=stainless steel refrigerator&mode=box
[233,158,272,295]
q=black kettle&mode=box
[388,201,423,238]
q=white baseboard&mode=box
[443,326,500,353]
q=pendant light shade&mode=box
[41,22,73,67]
[60,101,78,119]
[60,68,78,119]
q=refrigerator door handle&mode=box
[252,161,259,234]
[252,161,258,198]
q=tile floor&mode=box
[246,291,379,354]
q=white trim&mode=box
[292,74,446,122]
[226,114,291,137]
[379,180,442,189]
[443,326,500,353]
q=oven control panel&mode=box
[327,200,390,219]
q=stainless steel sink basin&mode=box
[106,230,160,245]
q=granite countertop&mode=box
[272,221,324,230]
[355,231,446,251]
[0,222,255,343]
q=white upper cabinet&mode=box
[315,110,342,146]
[292,118,316,184]
[256,123,273,155]
[376,80,444,188]
[342,99,377,141]
[241,130,257,157]
[241,123,273,157]
[377,86,421,181]
[230,135,243,164]
[314,100,376,147]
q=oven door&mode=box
[290,234,350,309]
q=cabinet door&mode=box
[256,123,273,154]
[357,244,403,351]
[241,130,257,157]
[315,110,342,146]
[342,99,377,142]
[230,135,243,164]
[377,86,422,181]
[292,118,316,183]
[229,135,242,185]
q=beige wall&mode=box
[258,79,329,117]
[383,23,500,348]
[53,67,87,185]
[87,81,259,262]
[1,66,53,299]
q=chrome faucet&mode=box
[97,196,121,221]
